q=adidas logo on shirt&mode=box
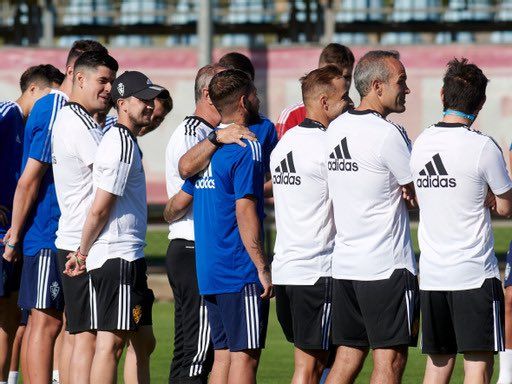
[416,153,457,188]
[273,151,301,185]
[328,138,359,172]
[195,163,216,189]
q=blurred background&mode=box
[1,0,512,206]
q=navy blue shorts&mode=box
[204,283,269,352]
[20,308,30,326]
[505,241,512,288]
[0,245,23,297]
[18,249,64,312]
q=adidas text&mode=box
[327,159,359,172]
[195,178,216,189]
[272,173,301,185]
[416,176,456,188]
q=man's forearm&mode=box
[178,140,217,179]
[79,211,110,255]
[164,192,192,223]
[236,199,268,271]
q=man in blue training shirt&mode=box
[0,64,63,384]
[2,39,108,384]
[167,69,272,384]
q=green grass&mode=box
[149,300,498,383]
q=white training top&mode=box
[271,120,335,285]
[52,102,103,251]
[86,124,147,271]
[411,122,512,291]
[327,109,417,281]
[165,116,214,241]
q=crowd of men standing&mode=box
[1,39,512,384]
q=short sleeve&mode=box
[181,177,196,196]
[263,121,278,174]
[478,139,512,195]
[233,141,264,200]
[380,127,413,185]
[26,102,55,164]
[75,125,102,167]
[95,132,134,196]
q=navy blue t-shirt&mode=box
[0,102,25,239]
[21,90,67,255]
[182,139,265,295]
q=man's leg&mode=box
[228,349,261,384]
[371,346,408,384]
[499,245,512,384]
[52,324,64,383]
[292,348,328,384]
[463,352,494,384]
[209,349,230,384]
[0,295,19,381]
[58,330,73,384]
[123,325,156,384]
[8,321,25,384]
[90,330,127,384]
[20,314,30,384]
[325,346,368,384]
[26,308,62,384]
[68,331,96,384]
[423,354,456,384]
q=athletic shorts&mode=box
[204,282,269,352]
[18,249,64,311]
[421,278,504,355]
[57,249,97,334]
[331,268,419,349]
[504,240,512,288]
[275,277,332,350]
[0,244,23,297]
[89,258,154,331]
[20,308,29,326]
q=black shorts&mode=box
[331,268,419,349]
[421,278,504,355]
[58,249,96,334]
[275,277,332,350]
[0,245,22,297]
[89,258,154,331]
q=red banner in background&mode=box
[1,45,510,203]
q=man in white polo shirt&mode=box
[271,65,350,384]
[325,50,419,384]
[411,58,512,384]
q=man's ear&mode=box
[27,83,37,96]
[240,94,248,112]
[320,94,328,111]
[75,71,86,88]
[204,88,213,105]
[66,65,74,79]
[372,79,383,97]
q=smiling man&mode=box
[52,50,118,384]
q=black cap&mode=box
[111,71,167,103]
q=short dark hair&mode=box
[19,64,65,92]
[208,69,254,115]
[66,39,108,66]
[442,58,488,114]
[194,63,226,103]
[157,94,173,113]
[218,52,255,81]
[319,43,355,71]
[73,51,119,74]
[354,50,400,98]
[300,65,344,106]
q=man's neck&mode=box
[194,101,221,127]
[117,117,141,137]
[305,108,328,128]
[441,114,472,126]
[15,95,30,119]
[59,76,73,98]
[357,98,388,118]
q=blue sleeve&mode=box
[181,177,196,196]
[510,141,512,151]
[26,99,54,164]
[233,143,264,200]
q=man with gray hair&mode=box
[164,63,255,384]
[325,50,419,384]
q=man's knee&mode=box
[505,288,512,312]
[373,346,408,373]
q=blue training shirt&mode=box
[249,115,278,174]
[21,90,67,256]
[182,138,265,295]
[0,102,25,239]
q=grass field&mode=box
[144,225,512,383]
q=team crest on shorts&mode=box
[133,305,142,324]
[506,263,511,282]
[50,281,60,300]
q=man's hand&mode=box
[401,183,417,209]
[484,190,496,210]
[63,251,86,277]
[258,266,273,299]
[216,123,256,147]
[2,229,21,262]
[0,205,9,227]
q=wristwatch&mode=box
[207,130,222,147]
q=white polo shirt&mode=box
[165,116,214,241]
[52,102,103,251]
[271,119,335,285]
[327,109,417,281]
[86,124,147,271]
[411,122,512,291]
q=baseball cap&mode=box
[111,71,167,103]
